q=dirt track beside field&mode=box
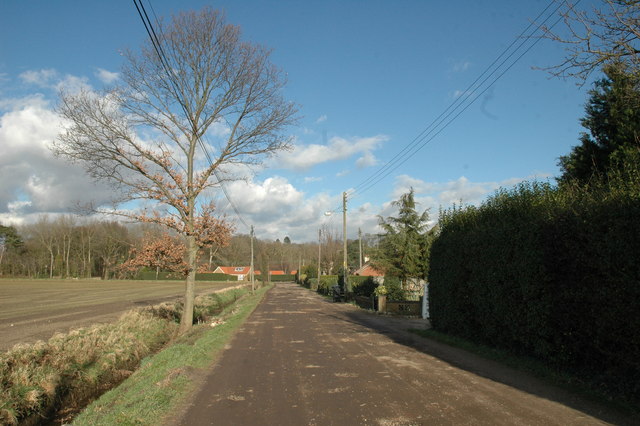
[0,279,239,351]
[175,282,634,426]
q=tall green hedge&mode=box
[429,181,640,401]
[268,274,296,282]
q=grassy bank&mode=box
[0,285,259,425]
[72,285,270,425]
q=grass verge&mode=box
[71,285,270,425]
[409,328,639,415]
[0,284,256,425]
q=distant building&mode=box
[354,263,384,277]
[354,263,384,285]
[213,266,294,280]
[213,266,253,280]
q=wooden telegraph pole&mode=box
[317,228,321,285]
[250,225,255,294]
[342,192,350,294]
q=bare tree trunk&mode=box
[180,235,198,332]
[49,249,54,279]
[64,234,71,278]
[87,238,92,278]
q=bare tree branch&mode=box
[538,0,640,83]
[53,7,298,331]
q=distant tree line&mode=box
[0,217,375,280]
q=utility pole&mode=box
[250,225,255,294]
[358,227,363,270]
[343,192,350,294]
[317,228,321,283]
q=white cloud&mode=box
[452,61,471,72]
[274,134,388,170]
[391,174,540,223]
[19,68,91,94]
[217,176,341,241]
[355,151,378,168]
[0,95,116,225]
[95,68,119,84]
[453,89,471,99]
[336,170,350,177]
[315,114,327,124]
[19,69,58,87]
[304,176,322,183]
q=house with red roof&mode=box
[213,266,295,281]
[354,263,384,277]
[354,263,385,284]
[213,266,254,280]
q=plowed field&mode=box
[0,279,239,351]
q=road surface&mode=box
[175,282,633,425]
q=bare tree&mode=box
[53,8,297,332]
[540,0,640,83]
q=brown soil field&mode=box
[0,278,240,351]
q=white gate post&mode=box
[422,282,429,319]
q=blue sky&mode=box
[0,1,596,241]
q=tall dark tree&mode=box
[375,189,432,287]
[558,62,640,186]
[0,224,23,275]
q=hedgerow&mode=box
[429,180,640,402]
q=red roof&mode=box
[354,264,384,277]
[213,266,252,275]
[213,266,293,276]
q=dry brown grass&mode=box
[0,285,249,425]
[0,310,175,424]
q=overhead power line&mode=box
[347,0,576,201]
[132,0,249,230]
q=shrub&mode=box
[317,275,339,295]
[349,276,377,297]
[383,275,404,301]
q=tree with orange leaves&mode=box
[122,233,187,280]
[53,8,296,332]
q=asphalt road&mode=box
[175,282,634,425]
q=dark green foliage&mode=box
[429,181,640,402]
[268,274,295,282]
[195,273,233,281]
[301,264,317,278]
[375,189,433,288]
[382,275,404,301]
[0,225,23,251]
[316,275,339,295]
[349,276,377,297]
[559,62,640,186]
